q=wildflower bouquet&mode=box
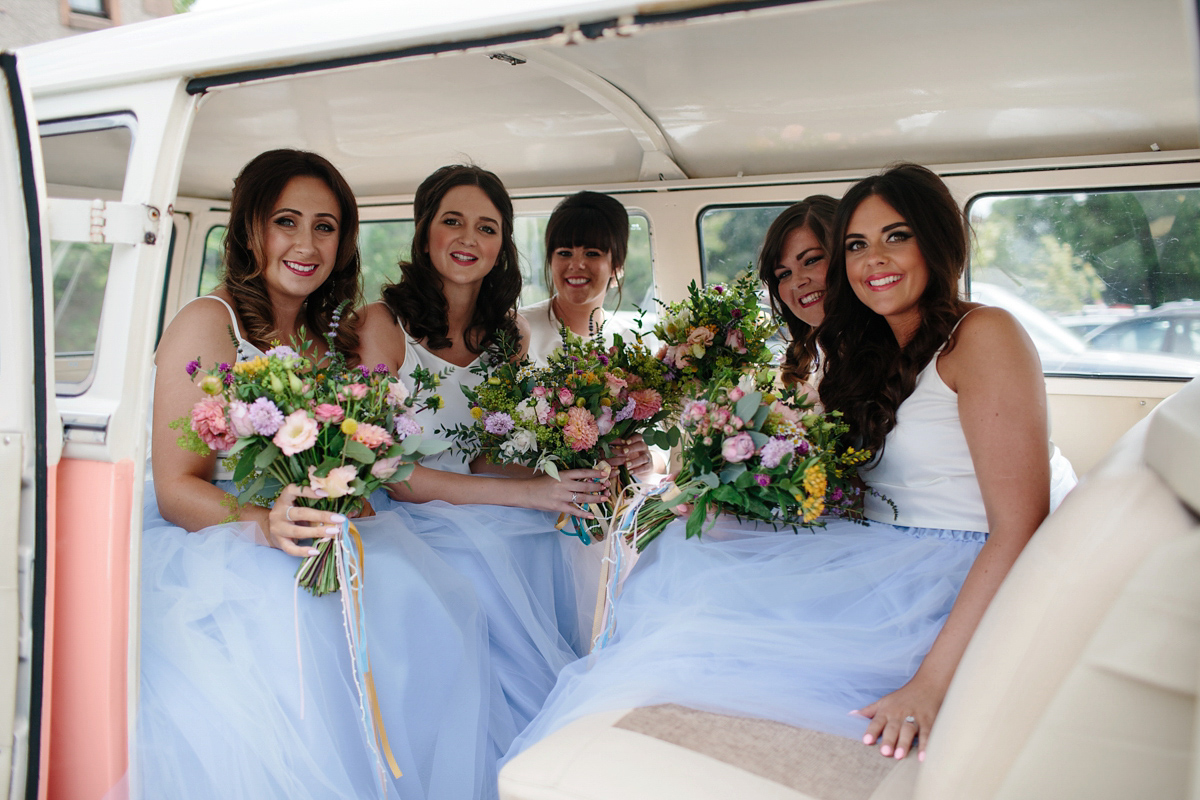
[179,331,447,596]
[444,329,671,543]
[630,372,873,551]
[654,269,777,393]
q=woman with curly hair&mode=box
[357,165,605,765]
[140,150,496,799]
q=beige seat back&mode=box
[919,377,1200,799]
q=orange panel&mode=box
[38,464,56,800]
[47,458,132,800]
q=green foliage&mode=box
[700,206,788,287]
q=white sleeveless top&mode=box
[394,318,483,475]
[858,312,1076,531]
[520,298,633,367]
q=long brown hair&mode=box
[817,163,968,456]
[221,149,361,357]
[380,165,521,353]
[757,195,837,385]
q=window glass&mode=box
[969,188,1200,379]
[41,116,132,393]
[699,205,789,287]
[68,0,107,16]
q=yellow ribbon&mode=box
[346,522,403,779]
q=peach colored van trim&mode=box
[48,458,131,800]
[39,465,56,800]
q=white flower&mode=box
[499,429,538,458]
[386,380,410,406]
[515,398,537,423]
[736,371,757,395]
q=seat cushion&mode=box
[500,705,919,800]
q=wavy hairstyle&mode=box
[221,148,361,358]
[816,163,968,456]
[757,195,837,386]
[542,191,629,316]
[380,165,521,353]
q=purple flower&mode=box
[713,285,724,294]
[831,488,844,503]
[597,353,609,365]
[224,373,234,386]
[359,365,370,377]
[731,308,742,319]
[394,413,422,440]
[264,345,299,359]
[247,397,285,436]
[484,412,515,436]
[373,364,389,374]
[218,362,231,373]
[796,440,811,456]
[614,397,637,423]
[754,474,771,488]
[758,437,795,469]
[185,360,201,377]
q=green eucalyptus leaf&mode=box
[253,443,280,470]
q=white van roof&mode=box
[18,0,1200,199]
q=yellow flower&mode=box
[802,463,827,498]
[232,356,268,376]
[341,419,359,435]
[802,495,825,523]
[470,406,484,420]
[600,398,612,407]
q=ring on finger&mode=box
[904,715,916,725]
[285,506,294,522]
[570,492,578,503]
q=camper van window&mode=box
[41,116,133,394]
[699,204,789,287]
[968,187,1200,378]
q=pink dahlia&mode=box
[630,389,662,421]
[191,397,236,450]
[563,406,599,452]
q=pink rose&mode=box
[596,405,614,436]
[725,328,747,354]
[273,410,319,455]
[191,397,237,450]
[341,383,369,401]
[313,403,345,424]
[531,386,549,399]
[686,327,715,347]
[557,387,574,406]
[605,373,627,397]
[370,455,404,481]
[308,464,357,499]
[227,401,256,438]
[386,381,409,406]
[727,387,745,402]
[352,422,394,449]
[721,432,755,463]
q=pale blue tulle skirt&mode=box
[505,515,987,760]
[370,492,598,759]
[137,481,495,800]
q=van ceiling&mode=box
[123,0,1200,199]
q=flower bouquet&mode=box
[443,328,673,544]
[630,372,874,552]
[178,330,448,596]
[654,269,777,394]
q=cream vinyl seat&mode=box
[499,378,1200,800]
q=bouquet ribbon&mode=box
[295,519,402,792]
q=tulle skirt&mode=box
[505,515,987,760]
[370,493,597,759]
[136,482,495,800]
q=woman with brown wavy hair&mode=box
[141,150,495,800]
[758,194,838,389]
[358,165,607,764]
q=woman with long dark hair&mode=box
[506,164,1075,766]
[357,165,607,765]
[139,150,494,799]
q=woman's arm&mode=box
[356,301,407,375]
[386,463,608,517]
[151,295,344,556]
[860,307,1049,760]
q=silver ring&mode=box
[285,506,294,522]
[904,715,916,725]
[570,492,578,503]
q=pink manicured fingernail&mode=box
[315,489,328,498]
[308,548,320,556]
[848,710,867,718]
[894,749,905,760]
[862,735,873,745]
[330,514,346,523]
[325,526,341,535]
[880,745,893,756]
[918,751,926,763]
